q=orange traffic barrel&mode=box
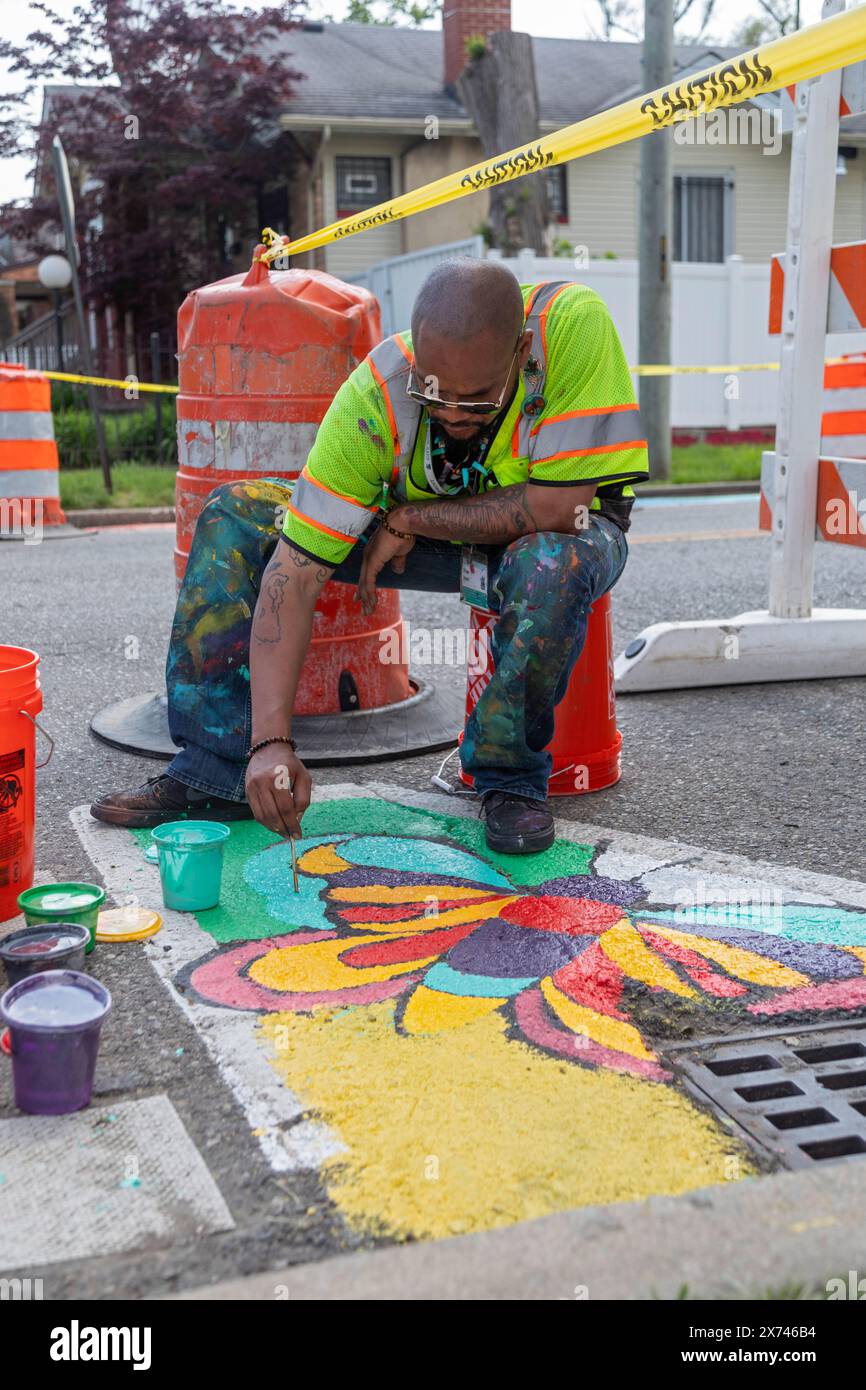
[0,365,67,530]
[460,591,622,795]
[0,647,43,921]
[175,251,408,716]
[90,251,463,763]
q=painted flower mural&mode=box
[184,833,866,1084]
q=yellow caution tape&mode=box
[32,357,857,392]
[630,355,855,375]
[42,369,178,394]
[631,362,780,375]
[261,4,866,263]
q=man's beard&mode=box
[439,418,484,443]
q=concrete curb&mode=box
[166,1160,864,1302]
[641,481,760,497]
[66,506,175,527]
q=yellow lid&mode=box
[95,906,163,942]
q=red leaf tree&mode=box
[1,0,307,361]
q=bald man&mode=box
[92,258,649,854]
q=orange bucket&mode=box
[459,592,622,796]
[0,647,44,921]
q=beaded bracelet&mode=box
[246,736,297,761]
[380,514,414,540]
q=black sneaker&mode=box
[90,774,254,828]
[479,790,554,855]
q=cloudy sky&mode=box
[0,0,832,203]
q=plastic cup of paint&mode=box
[0,969,111,1115]
[150,820,230,911]
[16,882,106,956]
[0,923,90,987]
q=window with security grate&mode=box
[335,156,393,219]
[673,174,733,262]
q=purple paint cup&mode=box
[0,969,111,1115]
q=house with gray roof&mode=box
[274,3,866,280]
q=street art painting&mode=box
[76,787,866,1245]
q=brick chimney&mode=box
[443,0,511,89]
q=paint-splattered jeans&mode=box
[165,478,628,803]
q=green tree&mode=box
[338,0,439,23]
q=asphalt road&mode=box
[2,492,865,1297]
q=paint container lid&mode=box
[17,882,105,917]
[95,906,162,943]
[0,969,111,1031]
[0,923,90,961]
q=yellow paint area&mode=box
[402,984,506,1032]
[643,924,810,988]
[261,1003,750,1242]
[540,978,658,1062]
[599,920,698,998]
[299,844,352,875]
[846,946,866,969]
[249,933,438,992]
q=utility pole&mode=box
[638,0,673,480]
[51,134,112,493]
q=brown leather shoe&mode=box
[90,774,254,828]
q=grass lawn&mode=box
[671,442,763,484]
[60,464,176,511]
[59,444,765,511]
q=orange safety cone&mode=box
[0,365,67,532]
[460,591,622,796]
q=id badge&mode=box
[460,546,489,609]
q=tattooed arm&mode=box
[246,541,333,837]
[388,481,598,545]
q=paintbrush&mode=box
[290,833,299,893]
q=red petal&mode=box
[551,942,627,1017]
[640,927,748,999]
[340,921,478,967]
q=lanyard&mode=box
[422,418,495,496]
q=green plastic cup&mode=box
[16,883,106,955]
[150,821,230,912]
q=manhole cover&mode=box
[663,1019,866,1170]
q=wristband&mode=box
[247,736,297,761]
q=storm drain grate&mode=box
[664,1019,866,1170]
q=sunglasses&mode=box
[406,342,520,416]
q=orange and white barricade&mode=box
[0,365,66,530]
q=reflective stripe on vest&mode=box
[513,280,572,457]
[288,467,379,543]
[528,404,645,465]
[368,335,419,501]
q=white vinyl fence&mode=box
[352,243,866,429]
[351,236,485,339]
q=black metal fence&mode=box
[1,307,177,469]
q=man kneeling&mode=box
[91,258,648,854]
